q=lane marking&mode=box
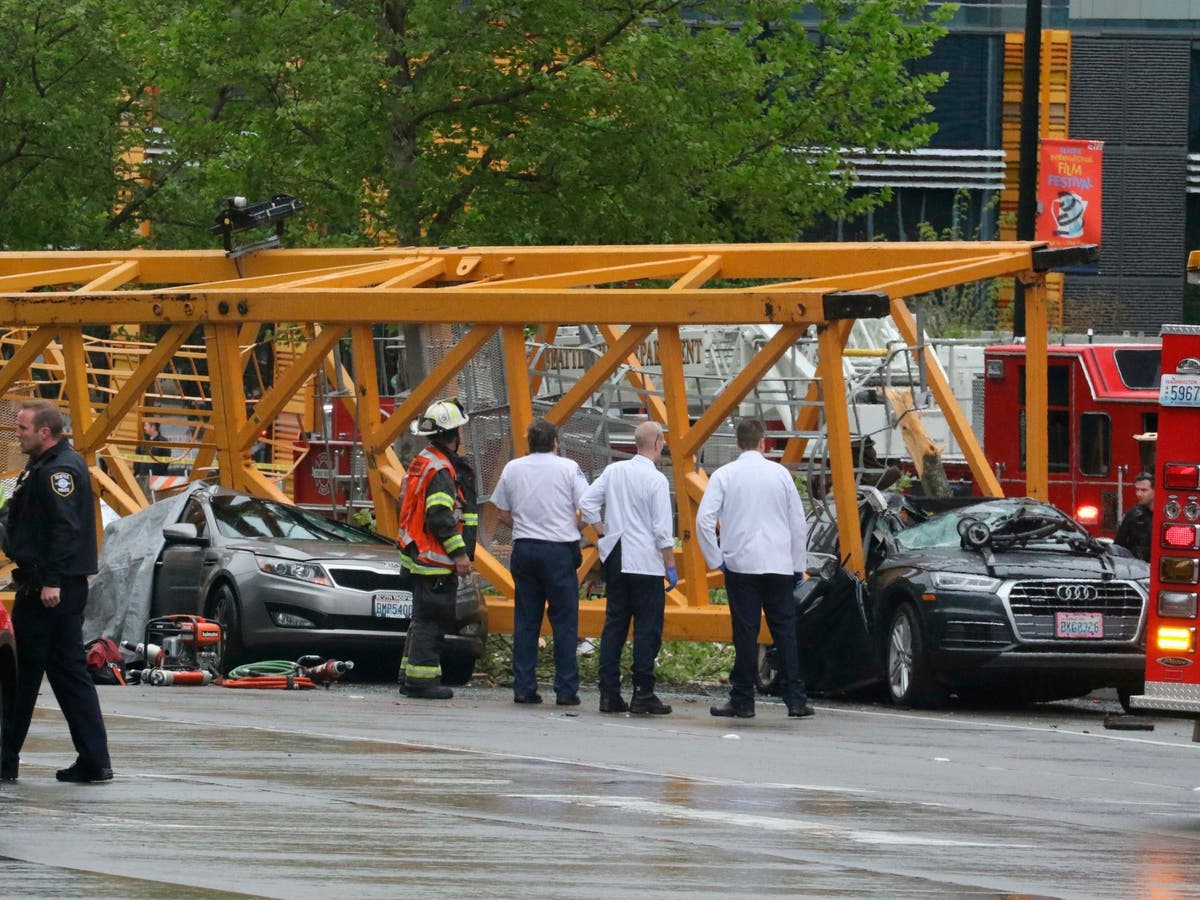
[511,794,1031,848]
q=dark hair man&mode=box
[2,400,112,783]
[396,399,478,699]
[490,418,589,706]
[1113,472,1154,563]
[695,418,812,720]
[579,420,676,715]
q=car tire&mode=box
[885,602,945,708]
[207,581,245,674]
[1117,682,1141,714]
[756,644,782,696]
[439,654,476,687]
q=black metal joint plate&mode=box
[822,291,890,321]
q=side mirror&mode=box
[163,522,209,547]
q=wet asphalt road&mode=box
[3,682,1200,899]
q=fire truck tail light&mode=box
[1162,524,1199,550]
[1158,591,1199,619]
[1075,504,1099,524]
[1157,626,1196,653]
[1161,557,1200,584]
[1163,463,1200,491]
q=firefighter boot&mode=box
[397,657,409,696]
[405,681,453,700]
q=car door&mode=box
[153,498,214,616]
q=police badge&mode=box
[51,471,74,497]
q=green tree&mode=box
[2,0,953,249]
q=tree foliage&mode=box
[0,0,951,249]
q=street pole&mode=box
[1014,0,1042,339]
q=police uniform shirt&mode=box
[491,451,589,542]
[4,439,98,585]
[695,450,807,575]
[579,454,673,576]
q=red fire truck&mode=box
[983,342,1160,537]
[1132,324,1200,724]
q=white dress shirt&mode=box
[695,450,807,575]
[490,451,589,542]
[579,454,673,576]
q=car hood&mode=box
[224,538,404,564]
[881,547,1149,581]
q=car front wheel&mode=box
[886,602,945,708]
[207,582,245,674]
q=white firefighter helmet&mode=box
[410,398,469,436]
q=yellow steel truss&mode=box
[0,243,1053,640]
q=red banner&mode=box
[1035,138,1103,248]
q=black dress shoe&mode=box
[787,704,815,718]
[514,693,544,705]
[556,694,580,706]
[0,767,17,783]
[599,695,629,714]
[405,684,453,699]
[56,763,114,783]
[710,702,755,719]
[629,693,672,715]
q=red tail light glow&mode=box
[1075,504,1099,524]
[1163,463,1200,491]
[1163,524,1199,549]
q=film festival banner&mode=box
[1036,138,1104,248]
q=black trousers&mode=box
[724,570,804,708]
[599,541,665,697]
[1,577,111,770]
[403,574,457,686]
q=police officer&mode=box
[1,400,112,783]
[1114,471,1154,562]
[395,399,478,700]
[696,418,811,720]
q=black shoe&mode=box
[56,763,113,783]
[787,704,815,718]
[710,702,755,719]
[0,764,16,783]
[629,693,672,715]
[405,684,453,700]
[556,695,580,706]
[599,695,629,714]
[397,682,409,697]
[514,693,543,705]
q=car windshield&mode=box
[895,502,1080,551]
[209,495,382,543]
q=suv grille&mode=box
[327,568,408,592]
[1007,580,1143,641]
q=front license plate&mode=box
[373,591,413,619]
[1161,374,1200,407]
[1056,611,1103,639]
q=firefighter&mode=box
[1114,471,1154,563]
[395,399,478,700]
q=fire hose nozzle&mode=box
[299,659,354,683]
[147,668,214,687]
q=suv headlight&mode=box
[256,556,330,586]
[930,572,1003,594]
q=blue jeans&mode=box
[510,539,580,699]
[599,541,665,697]
[724,570,804,708]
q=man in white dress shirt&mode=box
[579,420,676,715]
[491,419,590,706]
[695,418,812,719]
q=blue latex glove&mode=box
[665,565,679,591]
